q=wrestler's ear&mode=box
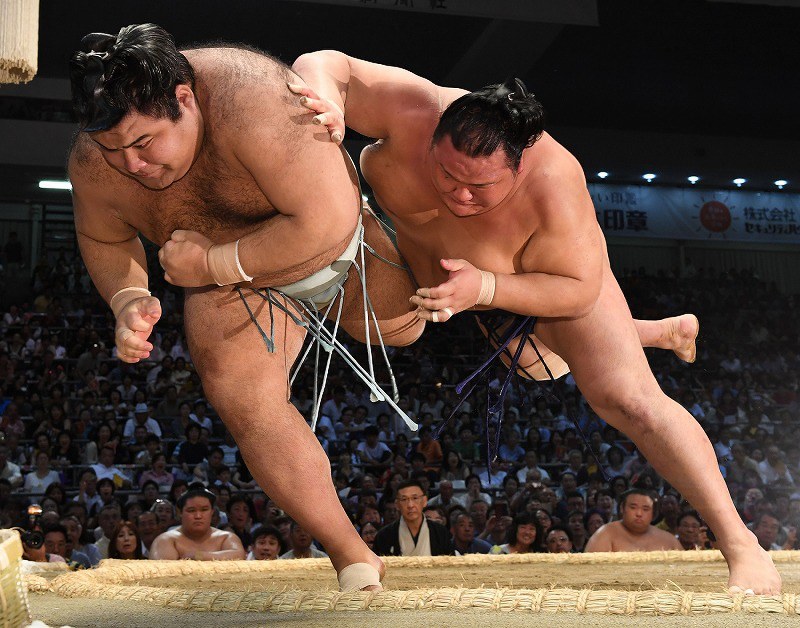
[175,84,196,112]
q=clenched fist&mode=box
[158,229,215,287]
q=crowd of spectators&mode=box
[1,242,800,566]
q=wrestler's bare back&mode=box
[68,47,359,288]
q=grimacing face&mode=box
[430,135,521,217]
[90,85,201,191]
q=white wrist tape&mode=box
[476,270,496,306]
[110,287,151,318]
[207,240,253,286]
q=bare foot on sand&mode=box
[722,535,782,595]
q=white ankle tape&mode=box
[110,287,151,318]
[476,270,496,305]
[207,240,253,286]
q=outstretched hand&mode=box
[409,258,483,323]
[288,83,346,144]
[158,230,214,287]
[115,295,161,363]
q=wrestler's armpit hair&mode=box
[432,77,545,170]
[70,23,195,132]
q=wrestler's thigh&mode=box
[534,265,662,407]
[476,319,569,381]
[338,210,424,346]
[183,286,306,422]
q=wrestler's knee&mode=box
[589,388,662,434]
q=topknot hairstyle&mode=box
[432,77,545,170]
[69,23,195,132]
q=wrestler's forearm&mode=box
[238,214,353,286]
[77,231,149,304]
[195,549,246,561]
[491,271,600,318]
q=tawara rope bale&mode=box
[0,0,38,84]
[35,551,800,615]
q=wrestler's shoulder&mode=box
[183,46,290,96]
[67,134,118,191]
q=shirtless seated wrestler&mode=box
[289,51,780,594]
[149,483,245,560]
[67,25,420,590]
[584,489,682,553]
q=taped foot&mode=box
[338,562,383,592]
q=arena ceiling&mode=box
[1,0,799,200]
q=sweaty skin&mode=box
[70,46,422,588]
[290,51,780,595]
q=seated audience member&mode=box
[440,450,471,482]
[61,515,101,566]
[73,469,103,516]
[95,503,122,559]
[360,521,379,551]
[151,498,178,531]
[463,474,494,510]
[567,511,588,552]
[95,478,119,509]
[469,499,491,537]
[546,526,574,553]
[138,453,174,492]
[477,510,513,547]
[174,424,209,481]
[23,451,61,502]
[654,493,680,534]
[415,426,443,475]
[248,525,287,560]
[356,426,393,474]
[135,511,161,556]
[676,510,708,550]
[516,450,551,484]
[44,524,87,569]
[423,505,447,527]
[0,444,23,489]
[585,489,682,552]
[149,484,245,560]
[226,493,256,548]
[91,446,131,488]
[108,520,145,559]
[373,480,452,556]
[490,512,543,554]
[427,479,465,510]
[585,509,608,538]
[279,521,329,559]
[451,512,492,555]
[752,513,783,551]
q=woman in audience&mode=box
[23,450,61,502]
[489,512,543,554]
[440,449,470,482]
[138,453,174,492]
[108,520,144,559]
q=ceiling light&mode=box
[733,178,746,187]
[774,179,788,190]
[687,176,700,185]
[39,180,72,190]
[642,173,656,183]
[597,171,609,179]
